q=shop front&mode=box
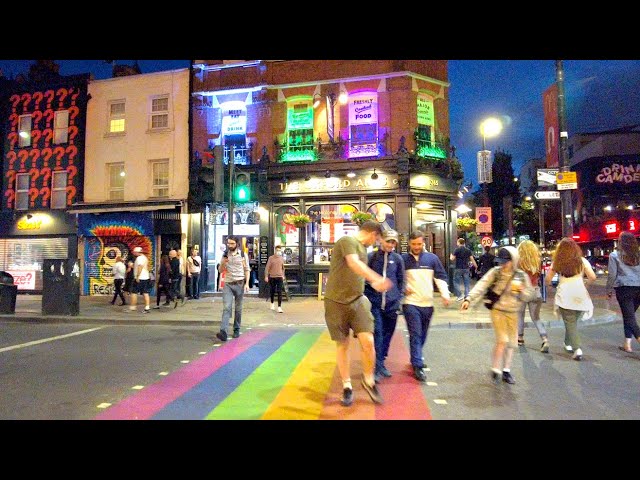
[0,210,77,293]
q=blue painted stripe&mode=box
[151,329,296,420]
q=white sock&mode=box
[342,380,352,390]
[502,368,511,373]
[491,368,502,375]
[364,374,375,386]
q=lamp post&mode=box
[556,60,573,237]
[479,117,502,207]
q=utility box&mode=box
[42,259,81,316]
[0,271,18,314]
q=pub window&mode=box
[151,159,169,197]
[274,206,300,265]
[367,202,396,230]
[150,95,169,130]
[51,171,68,209]
[53,110,69,144]
[14,173,30,210]
[19,115,32,147]
[109,100,126,133]
[108,162,125,201]
[283,98,315,162]
[305,204,358,264]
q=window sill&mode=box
[104,132,126,138]
[146,127,172,134]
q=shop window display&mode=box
[305,204,358,264]
[274,206,300,265]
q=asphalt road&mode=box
[0,319,637,420]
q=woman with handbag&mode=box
[461,246,536,385]
[516,240,550,353]
[606,231,640,353]
[546,238,596,361]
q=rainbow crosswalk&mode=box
[95,329,432,420]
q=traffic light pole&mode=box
[556,60,573,238]
[228,145,234,237]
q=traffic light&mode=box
[234,171,251,202]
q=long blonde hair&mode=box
[517,240,541,275]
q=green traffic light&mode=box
[236,186,248,201]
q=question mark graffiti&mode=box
[40,148,53,167]
[43,109,55,128]
[68,106,80,125]
[53,146,65,170]
[5,169,16,189]
[41,128,53,147]
[6,151,17,170]
[17,150,29,172]
[66,185,77,205]
[8,132,18,150]
[29,149,41,169]
[5,189,15,209]
[29,187,39,208]
[10,94,21,111]
[21,93,32,113]
[32,91,44,110]
[40,167,51,187]
[44,90,55,108]
[30,130,42,148]
[66,165,78,185]
[67,126,78,144]
[56,87,69,108]
[29,167,41,188]
[31,110,43,129]
[9,113,19,131]
[70,88,80,105]
[65,145,78,164]
[39,186,50,207]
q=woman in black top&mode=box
[478,246,496,278]
[155,255,174,307]
[123,260,135,294]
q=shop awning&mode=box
[68,200,183,214]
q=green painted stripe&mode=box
[205,330,323,420]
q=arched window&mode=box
[367,202,395,230]
[305,204,358,264]
[274,206,299,265]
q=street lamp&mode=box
[479,117,503,208]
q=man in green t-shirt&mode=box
[324,221,392,407]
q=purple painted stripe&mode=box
[95,329,271,420]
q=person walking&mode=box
[129,246,151,314]
[187,247,202,300]
[169,249,185,308]
[176,248,187,300]
[545,238,596,361]
[516,240,550,352]
[450,237,477,301]
[154,254,173,308]
[477,246,495,278]
[324,221,391,407]
[606,231,640,353]
[123,259,135,297]
[402,231,451,382]
[216,236,250,342]
[461,246,536,384]
[364,229,405,380]
[110,256,126,306]
[265,245,286,313]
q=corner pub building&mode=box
[189,60,464,296]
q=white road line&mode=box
[433,399,448,405]
[97,403,112,409]
[0,327,106,353]
[426,381,438,386]
[158,372,169,376]
[131,385,145,390]
[180,360,190,364]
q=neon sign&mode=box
[630,220,638,231]
[605,222,618,234]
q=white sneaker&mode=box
[564,343,573,353]
[270,303,275,310]
[572,348,583,361]
[277,307,283,313]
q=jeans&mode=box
[614,286,640,339]
[402,304,434,368]
[156,283,173,306]
[517,289,547,338]
[111,279,125,305]
[172,276,183,300]
[372,306,398,371]
[221,282,244,334]
[453,268,471,298]
[558,307,584,349]
[190,273,200,299]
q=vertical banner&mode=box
[348,92,378,158]
[476,207,492,234]
[477,150,493,184]
[543,83,559,168]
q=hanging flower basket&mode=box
[284,213,311,228]
[456,217,478,232]
[351,211,374,227]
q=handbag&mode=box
[483,271,515,310]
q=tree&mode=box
[514,200,539,242]
[486,150,521,238]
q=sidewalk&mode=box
[0,285,622,330]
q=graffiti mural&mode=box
[79,213,155,296]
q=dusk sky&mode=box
[2,59,639,188]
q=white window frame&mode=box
[51,171,68,209]
[14,173,30,210]
[18,115,32,147]
[149,95,169,131]
[150,159,169,198]
[108,163,125,201]
[108,99,126,134]
[53,110,69,144]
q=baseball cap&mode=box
[382,229,399,242]
[133,247,143,253]
[494,247,512,265]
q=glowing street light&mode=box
[480,117,503,150]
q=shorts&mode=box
[134,279,151,295]
[491,309,518,347]
[324,295,374,342]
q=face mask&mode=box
[276,251,282,256]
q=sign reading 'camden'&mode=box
[275,174,399,194]
[596,163,640,184]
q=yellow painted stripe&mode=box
[261,330,336,420]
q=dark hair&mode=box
[457,238,465,245]
[359,220,383,235]
[409,231,424,241]
[484,246,491,253]
[552,238,584,277]
[227,236,238,244]
[618,231,640,266]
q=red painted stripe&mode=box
[95,329,271,420]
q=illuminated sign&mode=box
[605,222,618,234]
[349,92,378,159]
[6,270,36,290]
[629,219,638,231]
[596,163,640,184]
[17,218,43,230]
[287,101,313,130]
[221,102,247,136]
[417,95,434,125]
[276,174,398,194]
[349,93,378,125]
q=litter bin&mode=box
[0,271,18,314]
[42,259,80,316]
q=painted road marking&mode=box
[0,327,106,353]
[433,399,447,405]
[198,352,207,355]
[180,360,190,364]
[97,403,112,409]
[158,372,169,376]
[132,385,144,390]
[426,381,438,386]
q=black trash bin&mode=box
[42,259,80,316]
[0,271,18,314]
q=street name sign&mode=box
[534,190,560,200]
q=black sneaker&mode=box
[361,377,383,404]
[502,371,516,384]
[340,388,354,407]
[216,330,228,342]
[413,366,427,382]
[142,308,150,314]
[174,299,178,309]
[232,330,240,338]
[379,365,392,378]
[491,371,501,384]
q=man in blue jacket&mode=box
[365,229,405,380]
